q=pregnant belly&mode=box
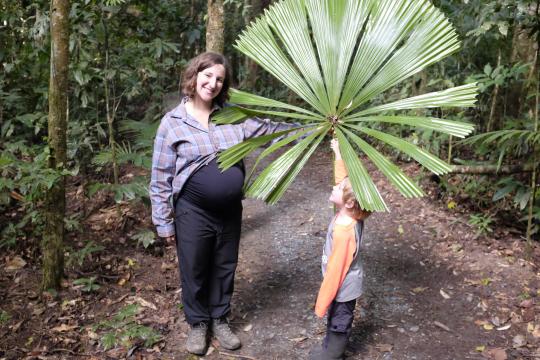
[181,158,244,210]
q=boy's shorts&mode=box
[327,299,356,333]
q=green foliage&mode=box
[0,224,19,249]
[521,206,540,236]
[130,229,156,249]
[93,304,161,350]
[1,0,538,262]
[493,177,532,210]
[92,142,151,169]
[461,128,540,165]
[0,143,79,247]
[67,241,105,268]
[217,0,478,210]
[73,277,101,292]
[87,177,149,203]
[2,0,195,247]
[459,124,539,235]
[468,213,495,237]
[64,214,83,233]
[440,173,492,207]
[467,62,529,94]
[0,310,11,325]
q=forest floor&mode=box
[1,145,540,360]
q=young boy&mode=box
[310,139,371,360]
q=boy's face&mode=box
[329,181,346,207]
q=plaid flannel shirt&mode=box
[150,99,300,237]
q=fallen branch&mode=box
[49,348,92,357]
[450,164,534,175]
[433,321,451,332]
[74,270,121,280]
[10,191,25,201]
[219,351,258,360]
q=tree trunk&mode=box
[486,49,502,132]
[42,0,69,291]
[242,0,261,89]
[526,39,539,256]
[102,14,119,187]
[206,0,224,53]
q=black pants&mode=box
[174,197,242,325]
[323,299,356,349]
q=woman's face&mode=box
[195,64,226,104]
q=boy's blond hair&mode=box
[341,177,372,220]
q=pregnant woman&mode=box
[150,52,299,355]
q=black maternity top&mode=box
[181,158,244,211]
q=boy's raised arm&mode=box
[331,139,348,185]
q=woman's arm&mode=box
[240,117,303,140]
[150,120,177,238]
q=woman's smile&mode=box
[196,64,225,104]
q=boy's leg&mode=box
[323,299,356,359]
[326,299,356,337]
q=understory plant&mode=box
[93,304,161,350]
[215,0,478,212]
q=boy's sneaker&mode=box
[186,322,208,355]
[211,318,241,350]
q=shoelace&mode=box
[214,321,234,334]
[193,322,208,331]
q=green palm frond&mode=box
[349,83,478,117]
[217,0,478,210]
[230,89,321,117]
[461,130,540,148]
[335,128,388,211]
[347,116,474,138]
[350,125,452,174]
[244,126,323,185]
[459,129,540,165]
[218,127,308,171]
[340,127,424,199]
[244,125,329,203]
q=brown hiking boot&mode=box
[211,318,241,350]
[186,322,208,355]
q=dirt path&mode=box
[162,147,539,359]
[1,146,539,359]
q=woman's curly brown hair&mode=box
[181,52,232,107]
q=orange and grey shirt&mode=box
[315,160,364,318]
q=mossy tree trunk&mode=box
[206,0,224,53]
[42,0,69,291]
[526,43,539,256]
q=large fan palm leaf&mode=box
[216,0,478,211]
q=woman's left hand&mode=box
[164,236,176,245]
